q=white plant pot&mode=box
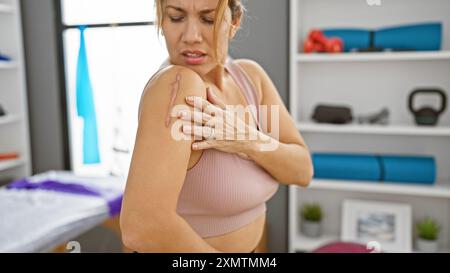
[416,238,439,253]
[301,220,322,238]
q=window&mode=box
[58,0,168,177]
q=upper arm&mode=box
[236,59,307,147]
[121,65,206,227]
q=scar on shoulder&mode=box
[165,72,182,128]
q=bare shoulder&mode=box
[233,59,266,103]
[139,65,207,120]
[146,65,205,93]
[234,59,267,79]
[121,68,208,234]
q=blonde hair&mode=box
[155,0,245,60]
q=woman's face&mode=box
[161,0,239,76]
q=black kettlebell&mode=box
[408,88,447,126]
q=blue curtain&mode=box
[76,26,100,164]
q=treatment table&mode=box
[0,171,125,253]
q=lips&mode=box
[181,50,206,58]
[181,50,207,65]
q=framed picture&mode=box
[341,199,412,252]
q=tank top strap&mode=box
[225,61,260,129]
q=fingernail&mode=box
[192,143,198,149]
[186,96,194,102]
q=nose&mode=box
[181,18,203,44]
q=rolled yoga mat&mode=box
[374,22,442,51]
[323,29,371,52]
[322,22,442,52]
[379,156,436,185]
[312,153,382,181]
[312,153,436,184]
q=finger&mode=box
[186,96,222,116]
[178,110,213,125]
[192,141,215,151]
[182,124,215,140]
[207,87,226,110]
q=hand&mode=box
[177,88,267,159]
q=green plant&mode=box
[416,218,440,241]
[300,203,323,222]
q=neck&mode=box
[204,64,227,91]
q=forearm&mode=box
[245,132,314,187]
[122,213,222,253]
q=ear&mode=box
[229,16,242,39]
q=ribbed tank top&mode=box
[174,60,280,238]
[142,59,279,238]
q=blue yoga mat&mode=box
[380,156,436,185]
[323,29,371,52]
[322,22,442,52]
[312,153,381,181]
[375,23,442,51]
[312,153,436,185]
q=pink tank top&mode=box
[175,61,279,238]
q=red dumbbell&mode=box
[303,39,314,53]
[326,38,344,53]
[308,29,344,53]
[309,29,326,43]
[304,37,327,53]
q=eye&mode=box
[201,17,215,25]
[169,16,184,23]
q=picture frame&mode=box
[341,199,412,252]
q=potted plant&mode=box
[300,203,323,238]
[416,218,440,252]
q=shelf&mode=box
[0,115,21,126]
[289,0,450,256]
[0,61,16,69]
[0,159,24,172]
[0,3,14,13]
[296,51,450,63]
[297,122,450,137]
[302,179,450,199]
[292,233,339,252]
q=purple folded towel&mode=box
[7,179,123,217]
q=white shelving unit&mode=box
[297,51,450,63]
[0,61,16,69]
[297,122,450,137]
[0,0,32,185]
[0,3,14,14]
[0,158,24,172]
[0,114,20,126]
[289,0,450,253]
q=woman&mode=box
[120,0,313,253]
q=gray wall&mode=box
[20,0,289,252]
[21,0,67,173]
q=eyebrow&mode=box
[165,5,215,14]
